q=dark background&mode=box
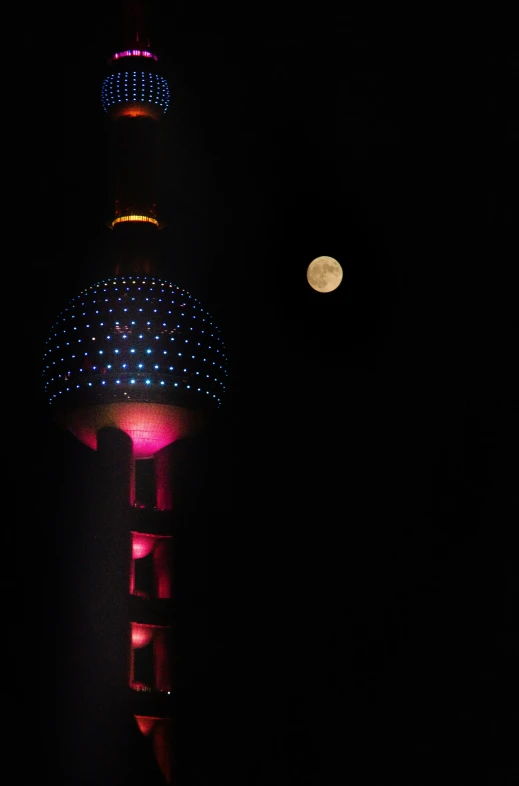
[15,2,519,783]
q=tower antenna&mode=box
[123,0,151,49]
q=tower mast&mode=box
[122,0,151,49]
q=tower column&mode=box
[153,718,173,784]
[130,558,136,595]
[153,538,172,599]
[154,444,173,511]
[130,456,136,506]
[153,627,173,692]
[95,427,134,695]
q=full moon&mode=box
[307,256,343,293]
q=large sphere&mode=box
[43,275,228,456]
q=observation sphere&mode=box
[101,68,170,119]
[43,275,228,457]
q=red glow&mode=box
[59,402,204,458]
[108,102,164,120]
[131,622,154,649]
[132,532,155,559]
[122,107,156,117]
[134,715,158,737]
[153,719,173,784]
[152,718,173,783]
[130,681,152,692]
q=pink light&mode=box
[58,402,205,458]
[131,622,154,649]
[112,49,158,61]
[132,532,155,560]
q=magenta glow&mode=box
[112,49,158,61]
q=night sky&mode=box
[17,3,519,783]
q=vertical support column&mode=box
[152,718,173,784]
[154,444,173,511]
[129,646,135,688]
[95,427,134,695]
[129,455,136,506]
[130,558,136,595]
[153,627,172,692]
[153,537,172,599]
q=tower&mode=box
[42,2,227,781]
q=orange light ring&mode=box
[112,215,159,228]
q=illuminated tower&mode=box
[42,3,227,782]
